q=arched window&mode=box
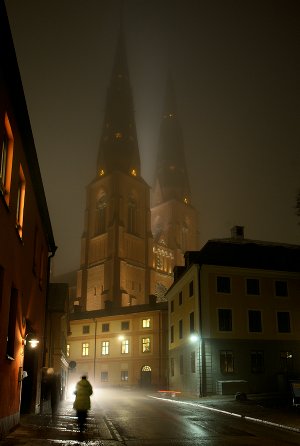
[128,197,137,234]
[95,195,107,235]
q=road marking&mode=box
[104,416,124,442]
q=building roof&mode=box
[184,238,300,272]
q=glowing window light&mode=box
[115,132,122,139]
[131,169,137,176]
[99,169,105,176]
[183,197,188,204]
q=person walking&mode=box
[73,375,93,433]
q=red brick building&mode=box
[0,1,56,438]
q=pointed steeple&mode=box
[97,25,140,178]
[153,73,191,205]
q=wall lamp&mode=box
[23,332,39,349]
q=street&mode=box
[1,389,300,445]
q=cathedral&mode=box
[67,26,198,389]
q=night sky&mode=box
[5,0,299,276]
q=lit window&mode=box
[121,370,128,381]
[142,318,150,328]
[121,339,129,354]
[131,169,137,176]
[220,350,234,373]
[66,344,70,357]
[101,341,109,355]
[183,197,188,204]
[99,169,105,176]
[115,132,122,139]
[16,165,25,238]
[82,343,89,356]
[0,114,13,205]
[142,337,151,353]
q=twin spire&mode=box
[97,25,191,206]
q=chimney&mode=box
[231,225,244,240]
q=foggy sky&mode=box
[5,0,299,276]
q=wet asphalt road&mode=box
[1,389,300,445]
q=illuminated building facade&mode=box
[68,28,198,388]
[0,3,56,437]
[167,227,300,397]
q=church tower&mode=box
[151,74,199,273]
[77,28,152,311]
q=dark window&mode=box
[102,323,109,332]
[121,321,130,330]
[275,281,288,297]
[246,278,260,295]
[82,325,90,334]
[170,357,174,376]
[101,371,108,382]
[189,281,194,297]
[277,312,290,333]
[179,291,183,305]
[170,300,174,312]
[170,325,174,343]
[191,351,196,373]
[218,309,232,331]
[217,276,231,293]
[179,320,183,339]
[220,350,234,373]
[128,197,137,234]
[6,288,18,359]
[251,351,264,373]
[179,354,184,375]
[248,310,262,332]
[190,312,195,333]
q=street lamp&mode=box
[189,332,202,397]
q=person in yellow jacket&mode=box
[73,375,93,432]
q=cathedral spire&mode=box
[96,25,140,178]
[153,73,191,206]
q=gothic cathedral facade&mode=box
[67,28,198,389]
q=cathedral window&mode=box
[95,195,107,235]
[128,197,137,234]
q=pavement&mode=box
[1,392,300,445]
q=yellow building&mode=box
[168,227,300,396]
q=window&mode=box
[251,351,264,373]
[121,321,130,330]
[102,323,109,332]
[218,309,232,331]
[246,278,260,295]
[0,114,13,205]
[121,370,128,381]
[248,310,262,332]
[170,325,174,343]
[128,197,137,234]
[189,281,194,297]
[191,351,196,373]
[190,312,195,333]
[171,300,174,312]
[95,196,107,235]
[6,288,18,359]
[82,343,89,356]
[275,280,288,297]
[142,337,151,352]
[16,165,26,238]
[142,318,150,328]
[179,319,183,339]
[180,354,184,375]
[101,371,108,382]
[101,341,109,355]
[82,325,90,334]
[170,358,174,377]
[220,350,234,373]
[277,312,291,333]
[121,339,129,354]
[217,276,231,293]
[66,344,70,357]
[179,291,183,305]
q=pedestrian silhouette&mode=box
[46,368,60,419]
[73,375,93,432]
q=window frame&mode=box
[216,276,231,294]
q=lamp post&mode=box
[190,332,202,397]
